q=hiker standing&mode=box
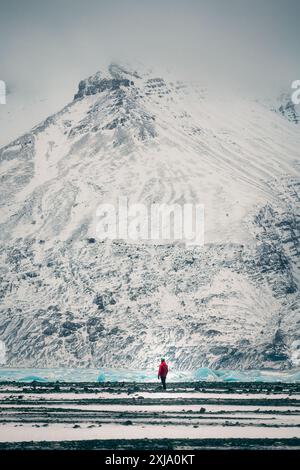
[158,358,168,390]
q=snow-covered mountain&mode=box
[0,63,299,370]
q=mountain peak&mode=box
[73,65,135,101]
[72,62,168,101]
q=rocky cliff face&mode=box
[0,64,299,370]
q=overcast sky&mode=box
[0,0,299,146]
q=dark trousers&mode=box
[160,376,167,390]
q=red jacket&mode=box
[158,361,168,378]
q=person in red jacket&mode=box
[158,358,168,390]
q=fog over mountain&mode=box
[0,0,299,146]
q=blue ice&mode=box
[0,367,299,383]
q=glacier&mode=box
[0,367,299,383]
[0,63,299,370]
